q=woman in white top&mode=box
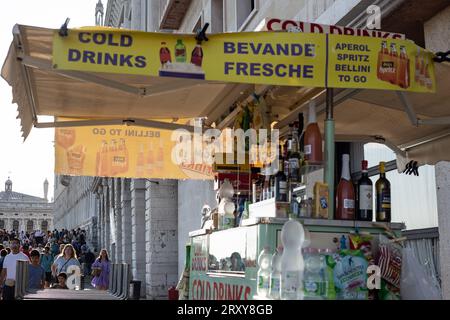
[51,244,80,280]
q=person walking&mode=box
[91,249,110,290]
[40,246,54,288]
[51,244,80,286]
[28,250,45,290]
[0,238,30,300]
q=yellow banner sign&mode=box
[55,121,214,180]
[53,29,435,92]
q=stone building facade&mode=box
[53,175,99,250]
[0,178,53,233]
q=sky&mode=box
[0,0,99,200]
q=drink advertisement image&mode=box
[55,120,214,180]
[325,34,435,92]
[159,39,206,80]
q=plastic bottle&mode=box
[280,219,305,300]
[257,247,272,298]
[303,248,324,299]
[269,246,283,300]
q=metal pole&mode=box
[324,88,335,219]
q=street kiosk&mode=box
[2,22,449,300]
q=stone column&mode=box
[131,178,146,297]
[130,0,142,30]
[114,178,123,263]
[121,178,132,264]
[98,193,104,251]
[103,179,111,252]
[436,161,450,299]
[145,179,178,299]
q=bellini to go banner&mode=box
[52,28,436,93]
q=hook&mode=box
[59,18,70,37]
[433,50,450,63]
[195,23,210,43]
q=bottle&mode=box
[283,140,290,179]
[303,248,325,299]
[136,143,145,177]
[269,247,283,300]
[377,41,388,81]
[376,161,391,222]
[335,154,355,220]
[357,160,373,221]
[389,43,398,85]
[175,39,186,63]
[399,45,410,89]
[275,146,288,202]
[159,41,171,68]
[288,123,300,182]
[190,43,203,67]
[298,113,305,166]
[290,195,299,217]
[304,101,323,164]
[415,47,422,84]
[299,198,308,218]
[146,141,155,175]
[280,219,305,300]
[257,247,272,298]
[157,138,164,170]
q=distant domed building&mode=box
[0,177,53,233]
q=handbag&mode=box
[91,267,102,277]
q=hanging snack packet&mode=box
[349,232,374,264]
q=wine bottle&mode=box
[336,154,355,220]
[275,146,288,202]
[376,161,391,222]
[304,101,323,164]
[288,122,300,182]
[357,160,373,221]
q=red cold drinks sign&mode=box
[265,18,405,39]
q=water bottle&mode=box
[257,247,272,297]
[269,246,283,300]
[280,219,305,300]
[303,248,324,299]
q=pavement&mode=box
[24,288,119,300]
[23,276,119,300]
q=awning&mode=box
[2,24,450,166]
[1,25,252,139]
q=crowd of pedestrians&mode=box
[0,228,110,300]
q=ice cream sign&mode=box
[53,28,435,92]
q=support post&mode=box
[324,88,335,219]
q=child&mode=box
[51,272,68,289]
[28,249,45,290]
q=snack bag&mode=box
[377,235,402,288]
[332,250,368,300]
[349,232,374,264]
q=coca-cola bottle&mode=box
[191,43,203,67]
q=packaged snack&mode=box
[377,235,402,289]
[349,232,374,263]
[330,250,368,300]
